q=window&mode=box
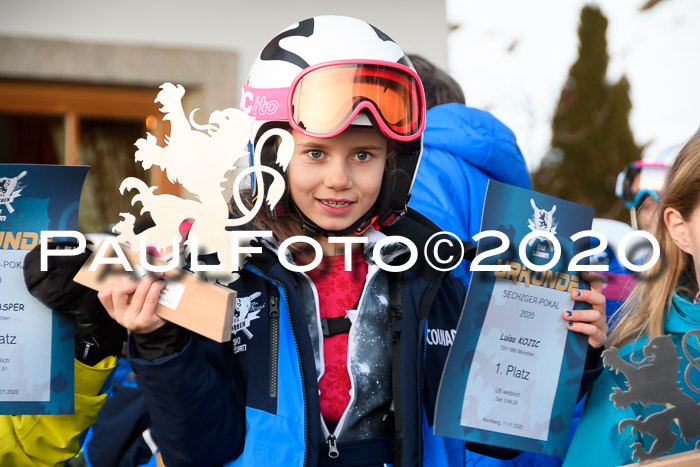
[0,80,176,234]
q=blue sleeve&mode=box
[128,334,246,466]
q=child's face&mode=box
[287,126,388,233]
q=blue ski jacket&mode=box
[128,211,474,467]
[564,290,700,466]
[409,103,531,286]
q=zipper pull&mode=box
[269,295,279,318]
[327,434,339,458]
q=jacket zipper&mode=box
[315,264,382,459]
[299,272,339,458]
[299,273,338,458]
[327,434,339,458]
[417,275,448,467]
[269,294,279,398]
[247,265,309,467]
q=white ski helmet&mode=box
[240,15,426,236]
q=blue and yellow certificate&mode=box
[0,164,88,415]
[434,180,594,456]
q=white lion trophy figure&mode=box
[114,82,293,285]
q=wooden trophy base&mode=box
[73,240,236,343]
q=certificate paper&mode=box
[0,164,89,415]
[460,279,571,440]
[434,181,593,456]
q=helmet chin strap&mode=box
[292,200,378,238]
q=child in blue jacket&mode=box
[98,16,607,467]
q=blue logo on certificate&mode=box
[434,180,594,457]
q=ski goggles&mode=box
[615,161,668,209]
[242,60,426,142]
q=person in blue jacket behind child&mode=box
[405,55,574,467]
[407,54,531,287]
[97,16,607,467]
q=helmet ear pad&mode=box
[375,137,422,227]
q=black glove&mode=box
[23,241,127,366]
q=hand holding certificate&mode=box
[434,181,598,456]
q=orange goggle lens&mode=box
[290,64,424,139]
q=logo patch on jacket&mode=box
[427,328,457,347]
[232,292,263,344]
